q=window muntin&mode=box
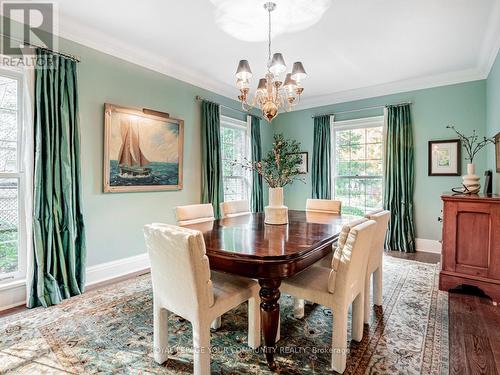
[0,70,25,283]
[333,117,384,216]
[220,116,251,202]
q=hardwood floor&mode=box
[387,250,500,375]
[2,252,500,374]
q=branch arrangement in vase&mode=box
[446,125,496,163]
[237,133,305,188]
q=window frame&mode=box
[0,67,26,284]
[220,115,252,202]
[331,115,385,214]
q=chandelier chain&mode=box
[268,6,271,62]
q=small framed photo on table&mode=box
[428,139,461,176]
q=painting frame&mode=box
[428,139,461,176]
[289,151,308,174]
[103,103,184,193]
[496,132,500,173]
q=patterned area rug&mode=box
[0,256,448,374]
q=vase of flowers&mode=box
[240,133,303,224]
[447,125,496,194]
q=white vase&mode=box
[462,163,481,194]
[264,187,289,225]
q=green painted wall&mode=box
[487,50,500,194]
[272,81,487,241]
[55,38,273,267]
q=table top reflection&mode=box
[184,210,359,261]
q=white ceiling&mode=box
[54,0,500,109]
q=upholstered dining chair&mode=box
[363,210,390,324]
[174,203,223,330]
[175,203,214,226]
[220,200,251,218]
[281,219,376,373]
[292,199,344,318]
[144,224,261,375]
[306,198,342,214]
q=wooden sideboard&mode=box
[440,193,500,302]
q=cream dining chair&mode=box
[281,219,376,373]
[175,203,215,226]
[174,203,223,330]
[293,198,343,316]
[220,200,251,218]
[363,209,390,324]
[144,224,261,375]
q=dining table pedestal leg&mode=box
[259,278,281,371]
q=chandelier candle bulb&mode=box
[235,60,252,80]
[291,61,307,82]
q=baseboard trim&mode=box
[0,279,26,312]
[85,253,150,288]
[416,238,442,254]
[0,253,151,312]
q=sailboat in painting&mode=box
[117,119,152,179]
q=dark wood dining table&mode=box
[184,210,357,370]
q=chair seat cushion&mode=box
[313,251,333,268]
[211,272,259,314]
[281,266,333,307]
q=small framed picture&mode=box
[289,152,308,174]
[495,132,500,173]
[428,139,461,176]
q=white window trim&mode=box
[0,67,27,284]
[331,115,385,211]
[220,115,252,202]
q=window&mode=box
[332,116,384,216]
[0,69,25,283]
[221,115,251,202]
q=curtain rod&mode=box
[311,101,412,118]
[0,33,81,62]
[195,95,263,120]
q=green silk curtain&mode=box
[250,115,264,212]
[383,104,416,252]
[201,100,223,218]
[312,115,331,199]
[29,49,86,308]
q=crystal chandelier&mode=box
[235,2,307,122]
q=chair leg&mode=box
[352,293,364,342]
[248,296,261,349]
[153,301,169,364]
[373,265,383,306]
[293,298,305,319]
[331,308,348,374]
[210,317,222,330]
[276,315,281,342]
[192,322,211,375]
[364,272,371,325]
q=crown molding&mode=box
[294,67,486,111]
[57,15,236,99]
[477,0,500,78]
[56,12,499,112]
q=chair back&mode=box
[175,203,214,226]
[220,200,251,218]
[143,224,214,317]
[365,210,391,271]
[328,220,376,299]
[306,199,342,214]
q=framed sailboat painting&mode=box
[103,103,184,192]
